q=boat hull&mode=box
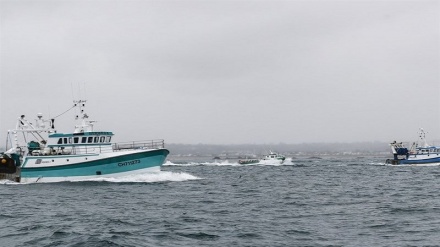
[260,159,284,165]
[238,159,260,165]
[386,155,440,166]
[19,149,169,183]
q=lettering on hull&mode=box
[118,159,140,167]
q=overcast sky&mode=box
[1,0,439,145]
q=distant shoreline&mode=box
[165,142,391,157]
[0,141,394,157]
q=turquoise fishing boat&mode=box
[0,100,169,183]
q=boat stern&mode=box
[386,141,410,165]
[0,153,21,182]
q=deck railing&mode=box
[112,139,165,151]
[20,139,166,156]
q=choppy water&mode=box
[1,156,440,247]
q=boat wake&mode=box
[368,162,387,166]
[163,160,240,166]
[76,170,201,183]
[0,171,200,184]
[164,158,297,167]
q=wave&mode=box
[0,171,201,185]
[72,170,201,183]
[164,158,297,167]
[163,160,240,166]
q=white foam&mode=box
[76,170,201,183]
[201,160,241,166]
[162,159,300,167]
[1,170,201,184]
[370,162,387,166]
[164,160,240,166]
[0,179,20,185]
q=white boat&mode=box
[386,128,440,165]
[0,100,169,183]
[261,151,286,164]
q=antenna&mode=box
[418,128,429,148]
[71,82,75,101]
[77,82,81,100]
[83,82,87,100]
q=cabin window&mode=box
[63,138,68,144]
[94,136,99,143]
[100,136,105,143]
[57,138,62,144]
[81,137,87,143]
[87,137,93,143]
[74,137,79,144]
[69,137,72,144]
[106,136,111,143]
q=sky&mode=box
[1,0,439,145]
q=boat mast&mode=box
[418,128,429,148]
[73,100,95,133]
[6,114,51,153]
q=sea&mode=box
[1,155,440,247]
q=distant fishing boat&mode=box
[238,151,286,165]
[0,100,169,183]
[386,128,440,165]
[261,151,286,164]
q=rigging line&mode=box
[71,82,75,102]
[83,82,87,100]
[52,105,75,119]
[29,132,42,142]
[22,131,27,145]
[32,130,45,142]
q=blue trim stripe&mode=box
[399,156,440,164]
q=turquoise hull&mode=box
[20,149,169,180]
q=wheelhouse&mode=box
[414,147,440,155]
[49,131,114,147]
[26,131,116,156]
